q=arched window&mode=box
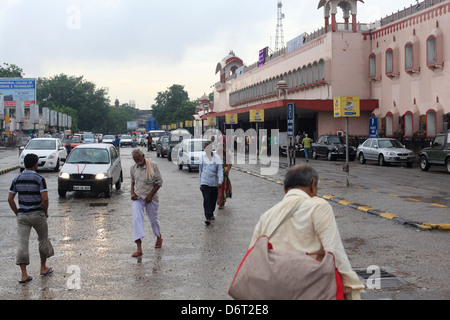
[385,113,394,137]
[369,53,376,78]
[307,64,312,84]
[426,109,437,138]
[427,36,437,65]
[301,66,307,85]
[405,43,413,70]
[312,62,318,82]
[318,59,325,80]
[386,49,393,75]
[404,112,413,137]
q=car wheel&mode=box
[358,153,366,164]
[378,155,386,166]
[327,152,334,161]
[312,150,318,159]
[445,158,450,174]
[419,156,430,171]
[188,165,193,173]
[178,163,183,170]
[157,151,160,157]
[58,189,66,197]
[115,172,122,190]
[53,159,60,172]
[104,179,112,198]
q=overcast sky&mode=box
[0,0,418,109]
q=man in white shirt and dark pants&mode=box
[199,142,223,225]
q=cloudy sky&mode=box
[0,0,418,109]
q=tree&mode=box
[37,74,111,132]
[0,63,24,78]
[151,84,193,125]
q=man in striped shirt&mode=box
[8,153,54,284]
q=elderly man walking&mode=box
[130,148,163,257]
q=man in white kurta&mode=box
[250,165,364,300]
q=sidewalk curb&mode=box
[0,165,19,175]
[233,167,450,231]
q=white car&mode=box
[177,138,212,172]
[119,135,133,147]
[102,135,115,144]
[20,138,67,172]
[58,143,123,198]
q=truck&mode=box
[419,130,450,174]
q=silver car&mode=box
[357,138,415,167]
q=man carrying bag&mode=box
[229,165,364,300]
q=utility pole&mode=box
[275,1,285,51]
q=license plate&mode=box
[400,156,408,160]
[74,186,90,191]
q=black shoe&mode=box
[205,220,211,225]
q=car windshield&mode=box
[103,135,114,139]
[161,137,169,143]
[328,136,344,144]
[188,141,209,152]
[26,140,56,150]
[121,135,131,140]
[67,148,110,164]
[83,134,95,139]
[71,137,81,143]
[151,132,165,137]
[378,139,403,148]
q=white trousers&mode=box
[132,199,161,242]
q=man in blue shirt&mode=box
[199,142,223,225]
[8,153,54,284]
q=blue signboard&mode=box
[369,117,378,138]
[146,120,157,131]
[287,103,295,137]
[0,78,36,107]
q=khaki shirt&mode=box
[250,188,364,299]
[130,160,163,202]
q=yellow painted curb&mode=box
[419,223,450,231]
[357,206,373,212]
[379,212,399,220]
[338,200,353,206]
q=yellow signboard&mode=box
[334,96,360,117]
[207,117,216,126]
[250,109,264,122]
[185,120,193,128]
[225,113,238,125]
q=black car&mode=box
[156,136,170,158]
[312,135,356,161]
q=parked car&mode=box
[312,135,356,161]
[57,143,123,198]
[149,130,166,150]
[81,133,96,144]
[102,135,115,145]
[177,139,211,172]
[69,136,82,150]
[357,138,414,167]
[156,136,170,158]
[119,135,133,147]
[419,130,450,173]
[19,138,67,172]
[168,129,192,161]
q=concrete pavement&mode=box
[232,157,450,231]
[1,147,448,231]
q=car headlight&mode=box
[59,172,70,179]
[385,152,396,156]
[95,173,108,180]
[48,153,56,159]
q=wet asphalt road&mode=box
[0,146,449,300]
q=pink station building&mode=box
[206,0,450,143]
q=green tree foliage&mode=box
[37,74,112,132]
[151,84,196,125]
[105,103,136,134]
[0,63,24,78]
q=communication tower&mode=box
[275,1,285,51]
